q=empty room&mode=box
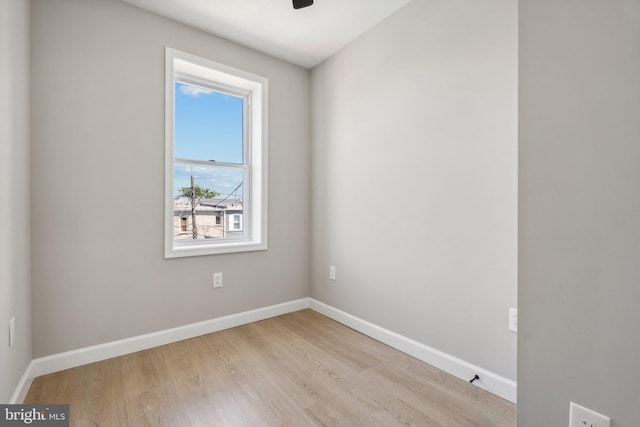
[1,0,638,426]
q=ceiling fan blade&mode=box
[292,0,314,9]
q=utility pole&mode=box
[191,175,197,239]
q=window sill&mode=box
[165,240,267,258]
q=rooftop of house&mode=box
[173,197,243,212]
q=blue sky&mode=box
[174,164,243,199]
[174,82,244,198]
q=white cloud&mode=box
[178,83,212,97]
[174,164,243,197]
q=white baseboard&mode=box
[10,298,310,403]
[9,360,35,404]
[11,297,516,405]
[309,299,517,403]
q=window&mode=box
[230,214,242,231]
[165,48,268,258]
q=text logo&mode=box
[0,405,69,427]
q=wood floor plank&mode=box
[24,309,515,426]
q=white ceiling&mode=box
[122,0,412,69]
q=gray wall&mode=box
[518,0,640,426]
[0,0,32,402]
[30,0,310,357]
[310,0,518,380]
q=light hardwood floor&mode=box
[25,309,515,426]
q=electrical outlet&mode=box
[508,308,518,332]
[9,317,15,347]
[329,265,336,281]
[569,402,610,427]
[213,272,223,288]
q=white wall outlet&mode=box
[9,317,15,347]
[329,265,336,281]
[508,308,518,332]
[570,402,610,427]
[213,272,223,288]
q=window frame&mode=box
[164,48,268,258]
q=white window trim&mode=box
[164,47,268,258]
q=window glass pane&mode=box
[174,82,243,164]
[173,164,244,241]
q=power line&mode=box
[213,181,243,205]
